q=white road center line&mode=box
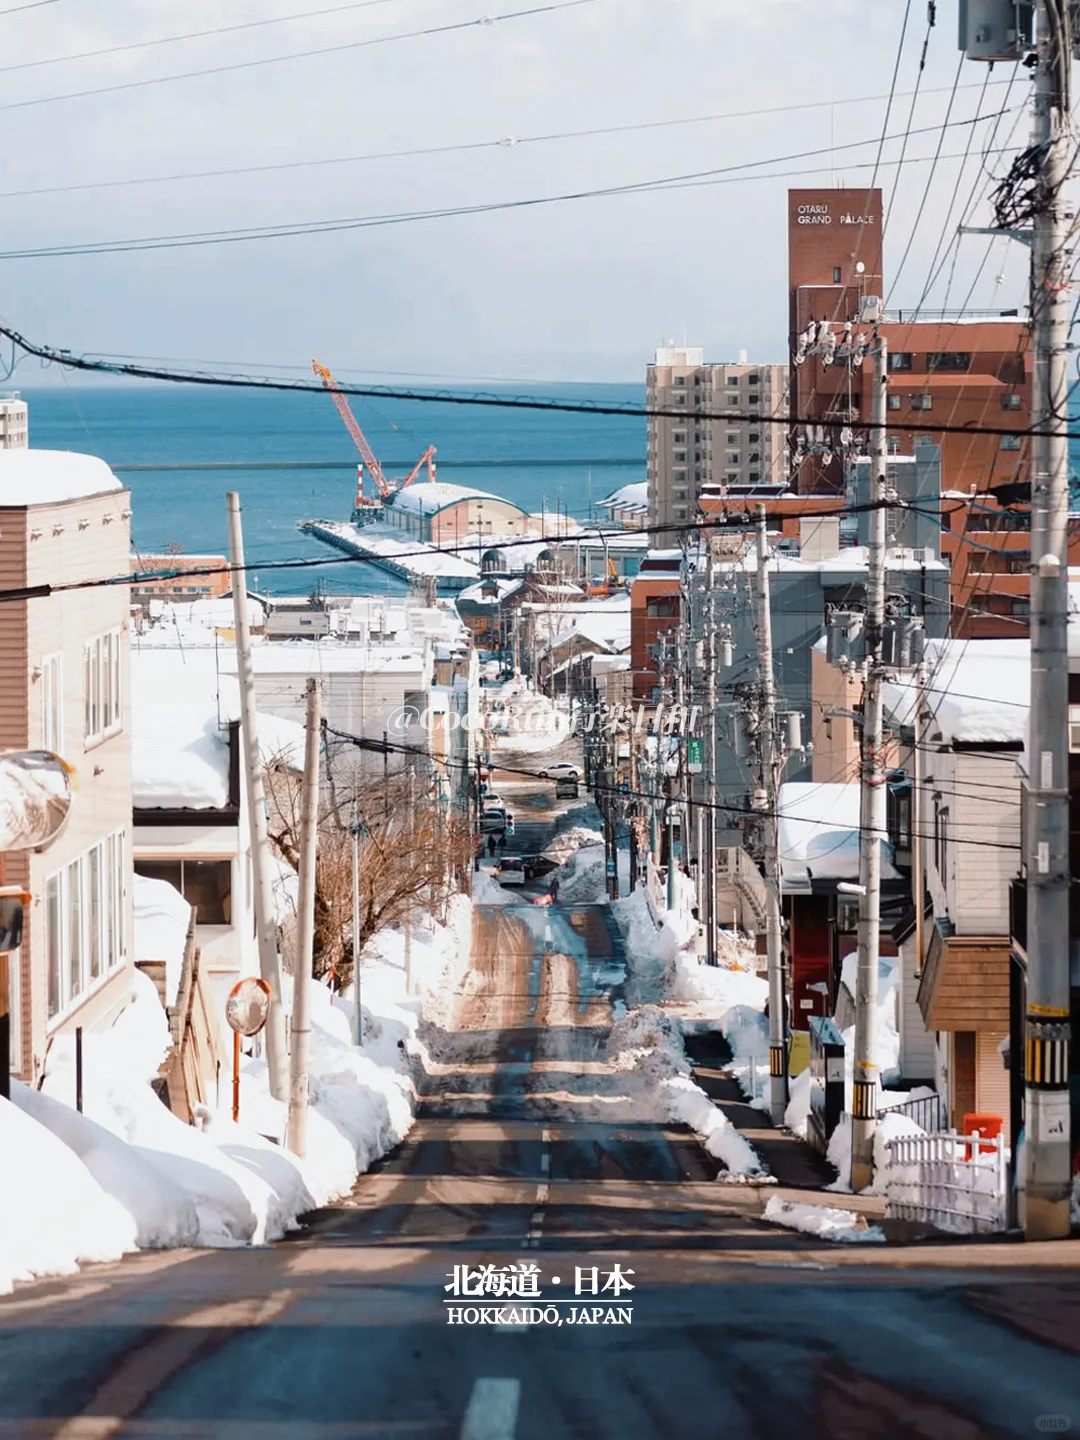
[460,1377,521,1440]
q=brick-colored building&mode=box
[0,450,133,1083]
[629,551,682,701]
[131,553,230,607]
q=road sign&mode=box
[606,859,616,876]
[687,739,704,773]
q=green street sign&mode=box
[687,739,704,772]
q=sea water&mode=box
[24,381,645,595]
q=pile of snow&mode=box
[472,868,517,906]
[543,825,603,867]
[825,1107,928,1196]
[133,874,192,1007]
[4,894,474,1289]
[606,1005,768,1179]
[551,842,606,905]
[0,1096,138,1294]
[762,1195,885,1243]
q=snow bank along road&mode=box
[4,792,1080,1435]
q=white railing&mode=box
[883,1130,1008,1235]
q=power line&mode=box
[0,496,948,606]
[0,0,596,114]
[0,0,57,14]
[6,323,1064,441]
[0,112,1016,260]
[0,85,1017,203]
[0,0,403,75]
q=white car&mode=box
[538,762,581,782]
[497,857,526,887]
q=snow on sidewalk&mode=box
[605,1005,768,1180]
[762,1195,885,1243]
[1,893,472,1294]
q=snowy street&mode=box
[2,774,1079,1437]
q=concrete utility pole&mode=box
[704,548,718,966]
[404,764,415,995]
[227,492,288,1103]
[286,678,321,1158]
[1024,0,1073,1239]
[756,508,787,1123]
[850,330,887,1192]
[351,797,362,1047]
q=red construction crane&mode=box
[312,360,436,513]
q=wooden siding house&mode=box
[0,450,134,1083]
[884,640,1027,1128]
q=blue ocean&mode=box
[23,382,645,595]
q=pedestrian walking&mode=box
[549,877,559,903]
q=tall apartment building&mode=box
[0,393,28,449]
[646,347,788,533]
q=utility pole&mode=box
[850,328,887,1192]
[756,508,787,1124]
[1024,0,1073,1239]
[286,678,321,1158]
[704,548,718,966]
[227,493,288,1103]
[404,764,415,994]
[351,797,362,1047]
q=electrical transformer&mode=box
[958,0,1033,61]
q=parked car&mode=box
[554,778,579,799]
[480,805,508,834]
[497,856,526,887]
[537,762,581,781]
[483,791,506,810]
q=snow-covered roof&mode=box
[0,449,123,506]
[541,605,631,656]
[779,782,900,891]
[457,577,522,605]
[132,651,307,810]
[600,481,648,511]
[387,481,530,518]
[882,638,1030,745]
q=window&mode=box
[1001,434,1021,451]
[833,266,842,283]
[673,488,688,501]
[748,472,760,483]
[674,468,687,482]
[928,352,971,373]
[726,376,739,387]
[7,949,20,1073]
[45,831,126,1022]
[674,450,687,463]
[887,394,902,412]
[134,857,232,925]
[934,806,949,883]
[748,373,760,385]
[674,394,686,407]
[888,352,913,372]
[1001,392,1022,411]
[1070,706,1080,752]
[912,394,933,411]
[673,430,687,443]
[83,630,121,744]
[674,507,688,521]
[1013,598,1031,619]
[726,432,738,445]
[748,432,760,443]
[748,394,760,405]
[41,652,63,753]
[645,597,680,620]
[674,375,686,387]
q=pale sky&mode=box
[0,0,1034,382]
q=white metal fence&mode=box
[883,1131,1008,1234]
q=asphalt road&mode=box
[3,780,1080,1438]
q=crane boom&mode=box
[398,444,437,490]
[312,359,392,499]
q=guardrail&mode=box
[877,1091,948,1135]
[883,1130,1007,1234]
